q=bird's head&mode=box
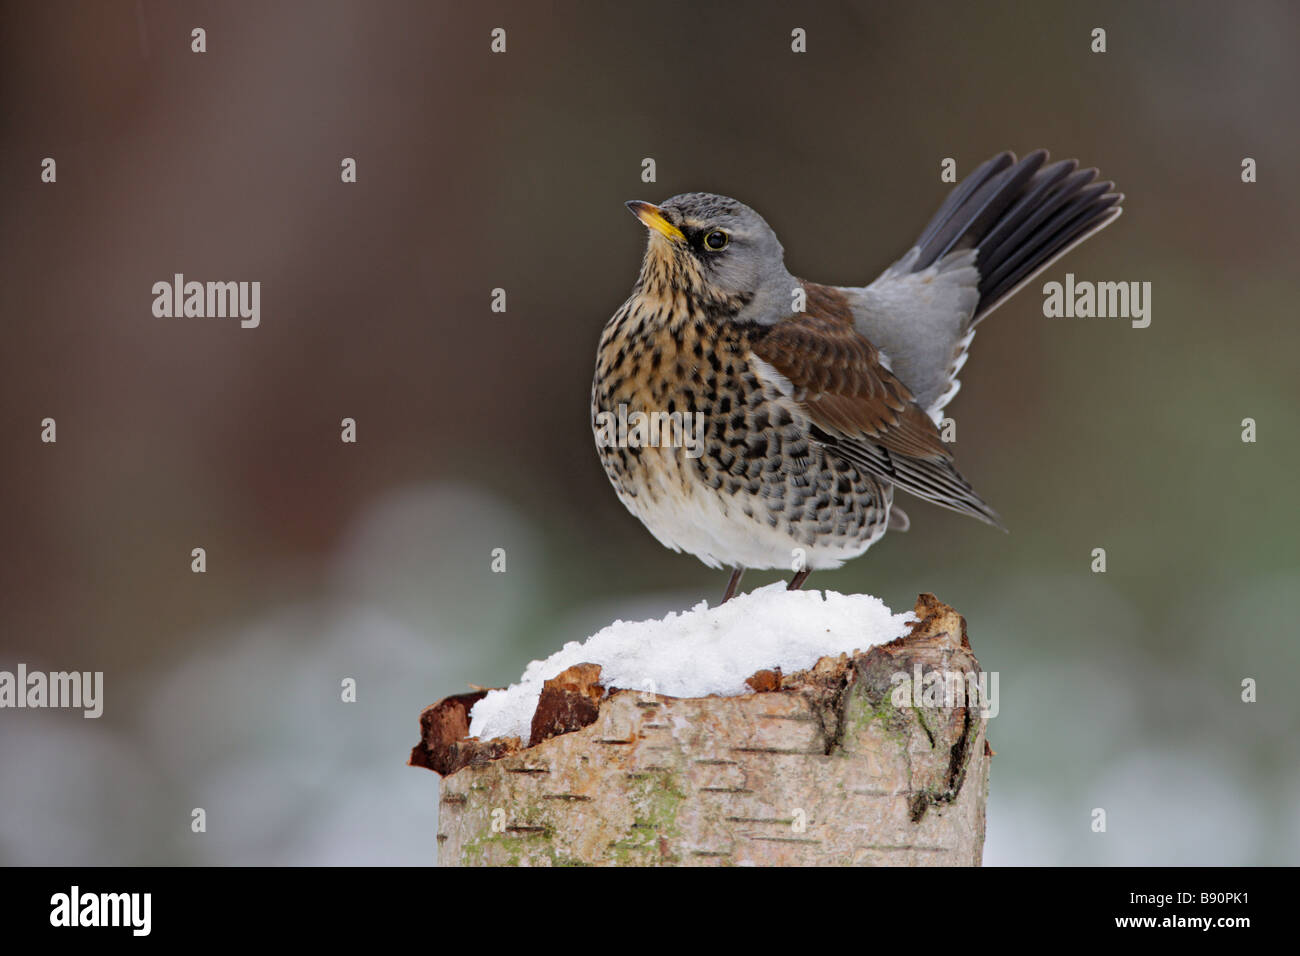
[625,193,794,325]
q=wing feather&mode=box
[750,286,1004,528]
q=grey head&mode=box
[625,192,795,325]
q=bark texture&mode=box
[413,593,991,866]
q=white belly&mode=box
[611,447,888,571]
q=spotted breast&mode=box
[591,282,896,572]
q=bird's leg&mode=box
[787,568,812,591]
[721,568,745,603]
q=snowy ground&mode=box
[468,583,914,743]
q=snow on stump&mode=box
[410,589,992,866]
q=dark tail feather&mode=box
[912,149,1123,325]
[913,150,1043,268]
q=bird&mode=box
[591,149,1122,602]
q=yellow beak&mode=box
[625,201,685,242]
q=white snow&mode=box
[467,583,914,743]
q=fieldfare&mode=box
[591,150,1122,601]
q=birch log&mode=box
[410,593,991,866]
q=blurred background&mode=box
[1,0,1297,865]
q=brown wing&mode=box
[749,283,1004,528]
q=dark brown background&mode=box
[1,0,1296,864]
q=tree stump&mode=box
[410,593,991,866]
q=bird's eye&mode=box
[704,230,729,250]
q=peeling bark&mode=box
[528,662,607,745]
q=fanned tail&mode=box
[911,149,1124,326]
